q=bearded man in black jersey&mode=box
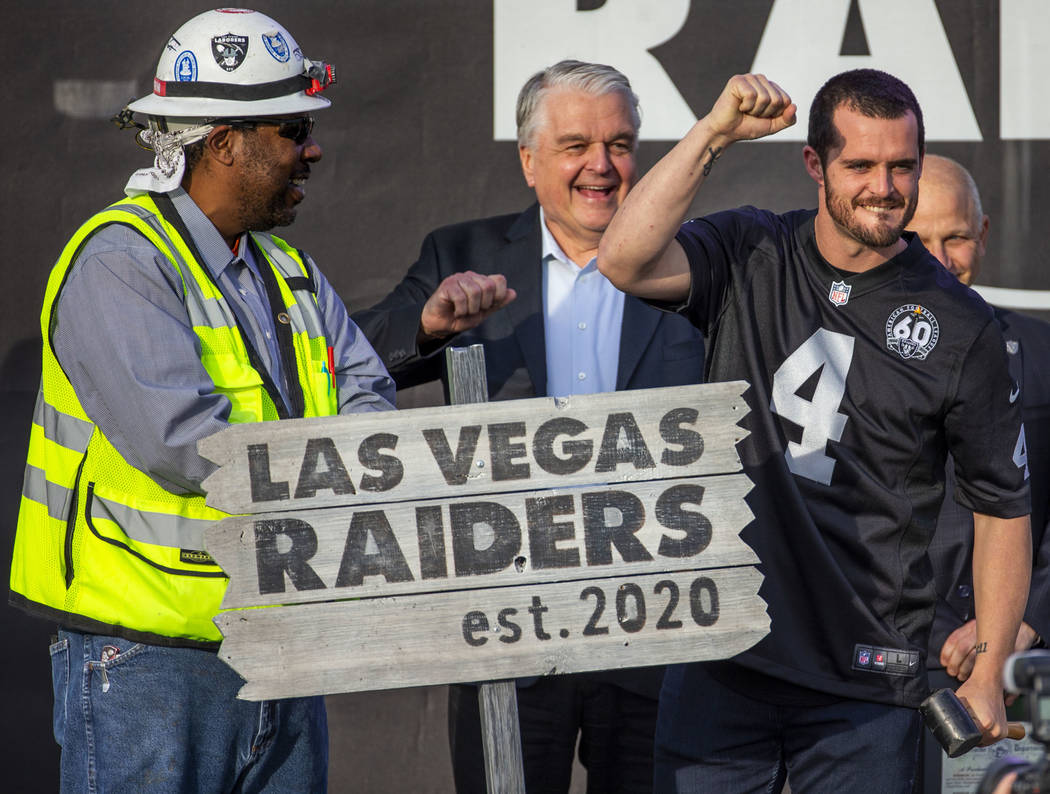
[598,70,1031,793]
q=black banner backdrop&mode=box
[3,1,1048,789]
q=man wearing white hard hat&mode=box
[9,9,394,790]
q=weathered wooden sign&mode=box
[200,386,747,511]
[200,381,767,701]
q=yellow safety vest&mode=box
[10,193,339,646]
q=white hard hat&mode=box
[127,8,335,119]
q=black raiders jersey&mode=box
[673,206,1029,707]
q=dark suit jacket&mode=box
[352,204,707,698]
[926,307,1050,665]
[352,204,706,400]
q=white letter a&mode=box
[493,0,696,141]
[750,0,981,142]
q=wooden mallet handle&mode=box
[1007,722,1026,741]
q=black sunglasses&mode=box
[220,116,315,145]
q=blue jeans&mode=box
[654,663,920,793]
[50,629,327,793]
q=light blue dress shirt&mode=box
[540,209,625,398]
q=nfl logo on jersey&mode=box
[828,280,851,306]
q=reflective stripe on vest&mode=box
[10,193,338,645]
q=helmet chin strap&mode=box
[124,122,213,197]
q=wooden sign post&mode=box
[198,355,768,790]
[446,345,525,793]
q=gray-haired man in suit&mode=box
[353,59,705,794]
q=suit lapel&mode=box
[616,295,662,389]
[500,204,547,395]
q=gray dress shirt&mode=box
[52,188,394,496]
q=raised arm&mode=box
[598,74,796,302]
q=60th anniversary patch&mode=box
[885,304,940,361]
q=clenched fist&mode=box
[706,73,796,143]
[419,271,517,340]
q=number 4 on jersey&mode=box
[769,328,856,486]
[1014,425,1029,480]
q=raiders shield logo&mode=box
[212,33,248,71]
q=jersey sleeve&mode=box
[945,317,1031,518]
[672,207,768,335]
